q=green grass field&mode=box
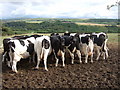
[108,33,119,44]
[1,33,119,43]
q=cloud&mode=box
[0,0,118,19]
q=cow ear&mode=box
[56,33,59,35]
[58,35,61,40]
[75,33,79,37]
[90,35,94,41]
[88,37,93,42]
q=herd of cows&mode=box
[2,32,109,73]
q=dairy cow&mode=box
[50,33,65,67]
[2,35,30,62]
[2,35,41,63]
[3,34,42,72]
[92,32,108,60]
[2,38,13,64]
[34,36,52,71]
[63,33,82,64]
[7,36,37,73]
[78,33,94,63]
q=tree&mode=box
[107,0,120,10]
[2,26,14,35]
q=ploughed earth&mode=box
[1,43,119,88]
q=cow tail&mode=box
[8,42,15,53]
[9,43,23,58]
[10,46,15,52]
[42,39,50,49]
[41,39,50,59]
[102,42,105,52]
[41,47,44,59]
[102,39,108,52]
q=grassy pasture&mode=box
[0,33,119,43]
[25,21,43,23]
[107,33,119,44]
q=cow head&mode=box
[58,36,65,46]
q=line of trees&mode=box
[2,20,119,36]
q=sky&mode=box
[0,0,119,19]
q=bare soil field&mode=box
[76,22,107,26]
[76,22,120,27]
[1,42,119,88]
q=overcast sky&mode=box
[0,0,119,19]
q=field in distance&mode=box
[2,18,119,26]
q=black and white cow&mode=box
[92,32,108,60]
[78,33,94,63]
[50,33,65,67]
[2,35,30,63]
[5,36,38,73]
[34,36,52,71]
[63,33,82,64]
[2,38,13,64]
[2,35,41,63]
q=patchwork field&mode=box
[1,33,119,88]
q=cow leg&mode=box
[12,60,18,73]
[105,50,108,59]
[8,51,13,68]
[61,51,65,67]
[43,52,49,71]
[104,47,108,59]
[32,53,36,63]
[7,61,11,68]
[55,58,59,67]
[29,57,32,63]
[35,53,41,69]
[29,53,35,64]
[96,53,101,60]
[53,51,59,67]
[104,39,108,59]
[2,52,7,62]
[71,53,74,64]
[90,53,93,63]
[67,49,74,64]
[102,51,108,60]
[76,50,82,63]
[96,49,101,60]
[85,54,88,63]
[84,46,89,63]
[12,53,21,73]
[102,52,105,60]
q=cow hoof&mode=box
[91,61,93,63]
[45,69,48,71]
[34,67,39,70]
[80,61,82,64]
[55,65,58,67]
[71,62,74,64]
[13,70,18,73]
[96,58,99,60]
[85,62,87,64]
[63,65,65,67]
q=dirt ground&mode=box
[1,43,119,88]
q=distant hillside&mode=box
[2,19,118,35]
[2,18,118,25]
